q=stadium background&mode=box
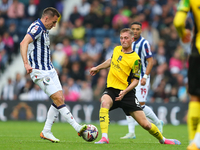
[0,0,191,124]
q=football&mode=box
[82,124,98,142]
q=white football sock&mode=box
[143,105,160,125]
[58,104,81,132]
[126,116,136,133]
[193,133,200,148]
[102,133,108,140]
[43,104,59,132]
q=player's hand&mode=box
[181,29,192,43]
[115,90,126,101]
[141,78,146,86]
[24,64,32,74]
[90,67,99,76]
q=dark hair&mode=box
[42,7,60,18]
[131,21,142,27]
[120,28,134,37]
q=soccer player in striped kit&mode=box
[120,22,163,139]
[20,7,87,143]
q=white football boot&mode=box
[40,131,60,143]
[120,133,136,139]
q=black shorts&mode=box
[188,55,200,96]
[103,87,142,116]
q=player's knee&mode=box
[53,95,64,106]
[101,100,111,109]
[141,121,151,130]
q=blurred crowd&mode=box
[0,0,191,103]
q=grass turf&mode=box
[0,121,188,150]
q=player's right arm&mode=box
[20,34,33,74]
[173,0,190,41]
[90,58,111,76]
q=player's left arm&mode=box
[115,78,139,101]
[115,59,141,101]
[141,56,153,85]
[173,0,190,40]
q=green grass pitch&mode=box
[0,121,188,150]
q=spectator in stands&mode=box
[69,6,82,27]
[164,25,179,61]
[107,0,120,15]
[152,63,168,91]
[92,0,104,17]
[0,17,6,35]
[52,43,66,73]
[72,18,85,40]
[142,23,160,51]
[136,0,146,14]
[100,37,114,62]
[18,78,33,101]
[83,6,99,29]
[169,49,184,75]
[147,0,162,21]
[62,37,73,57]
[100,6,114,29]
[7,0,25,19]
[13,72,26,100]
[7,23,19,54]
[79,81,93,102]
[0,35,8,72]
[129,6,138,21]
[59,73,68,85]
[112,8,129,30]
[61,57,71,75]
[176,74,188,103]
[55,0,64,15]
[0,0,12,19]
[83,37,103,63]
[63,84,79,102]
[69,45,81,63]
[77,0,91,17]
[154,40,167,65]
[2,31,14,63]
[67,77,81,94]
[1,77,14,100]
[151,79,167,103]
[24,0,38,21]
[68,61,85,82]
[28,84,49,101]
[160,4,174,27]
[74,39,85,55]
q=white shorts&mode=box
[135,77,150,102]
[30,68,62,97]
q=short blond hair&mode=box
[120,28,134,37]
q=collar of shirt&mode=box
[37,18,46,32]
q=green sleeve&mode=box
[132,59,141,79]
[177,0,190,12]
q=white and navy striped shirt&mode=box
[132,36,152,78]
[27,18,53,70]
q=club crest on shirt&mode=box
[117,55,122,62]
[45,77,50,82]
[30,25,39,35]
